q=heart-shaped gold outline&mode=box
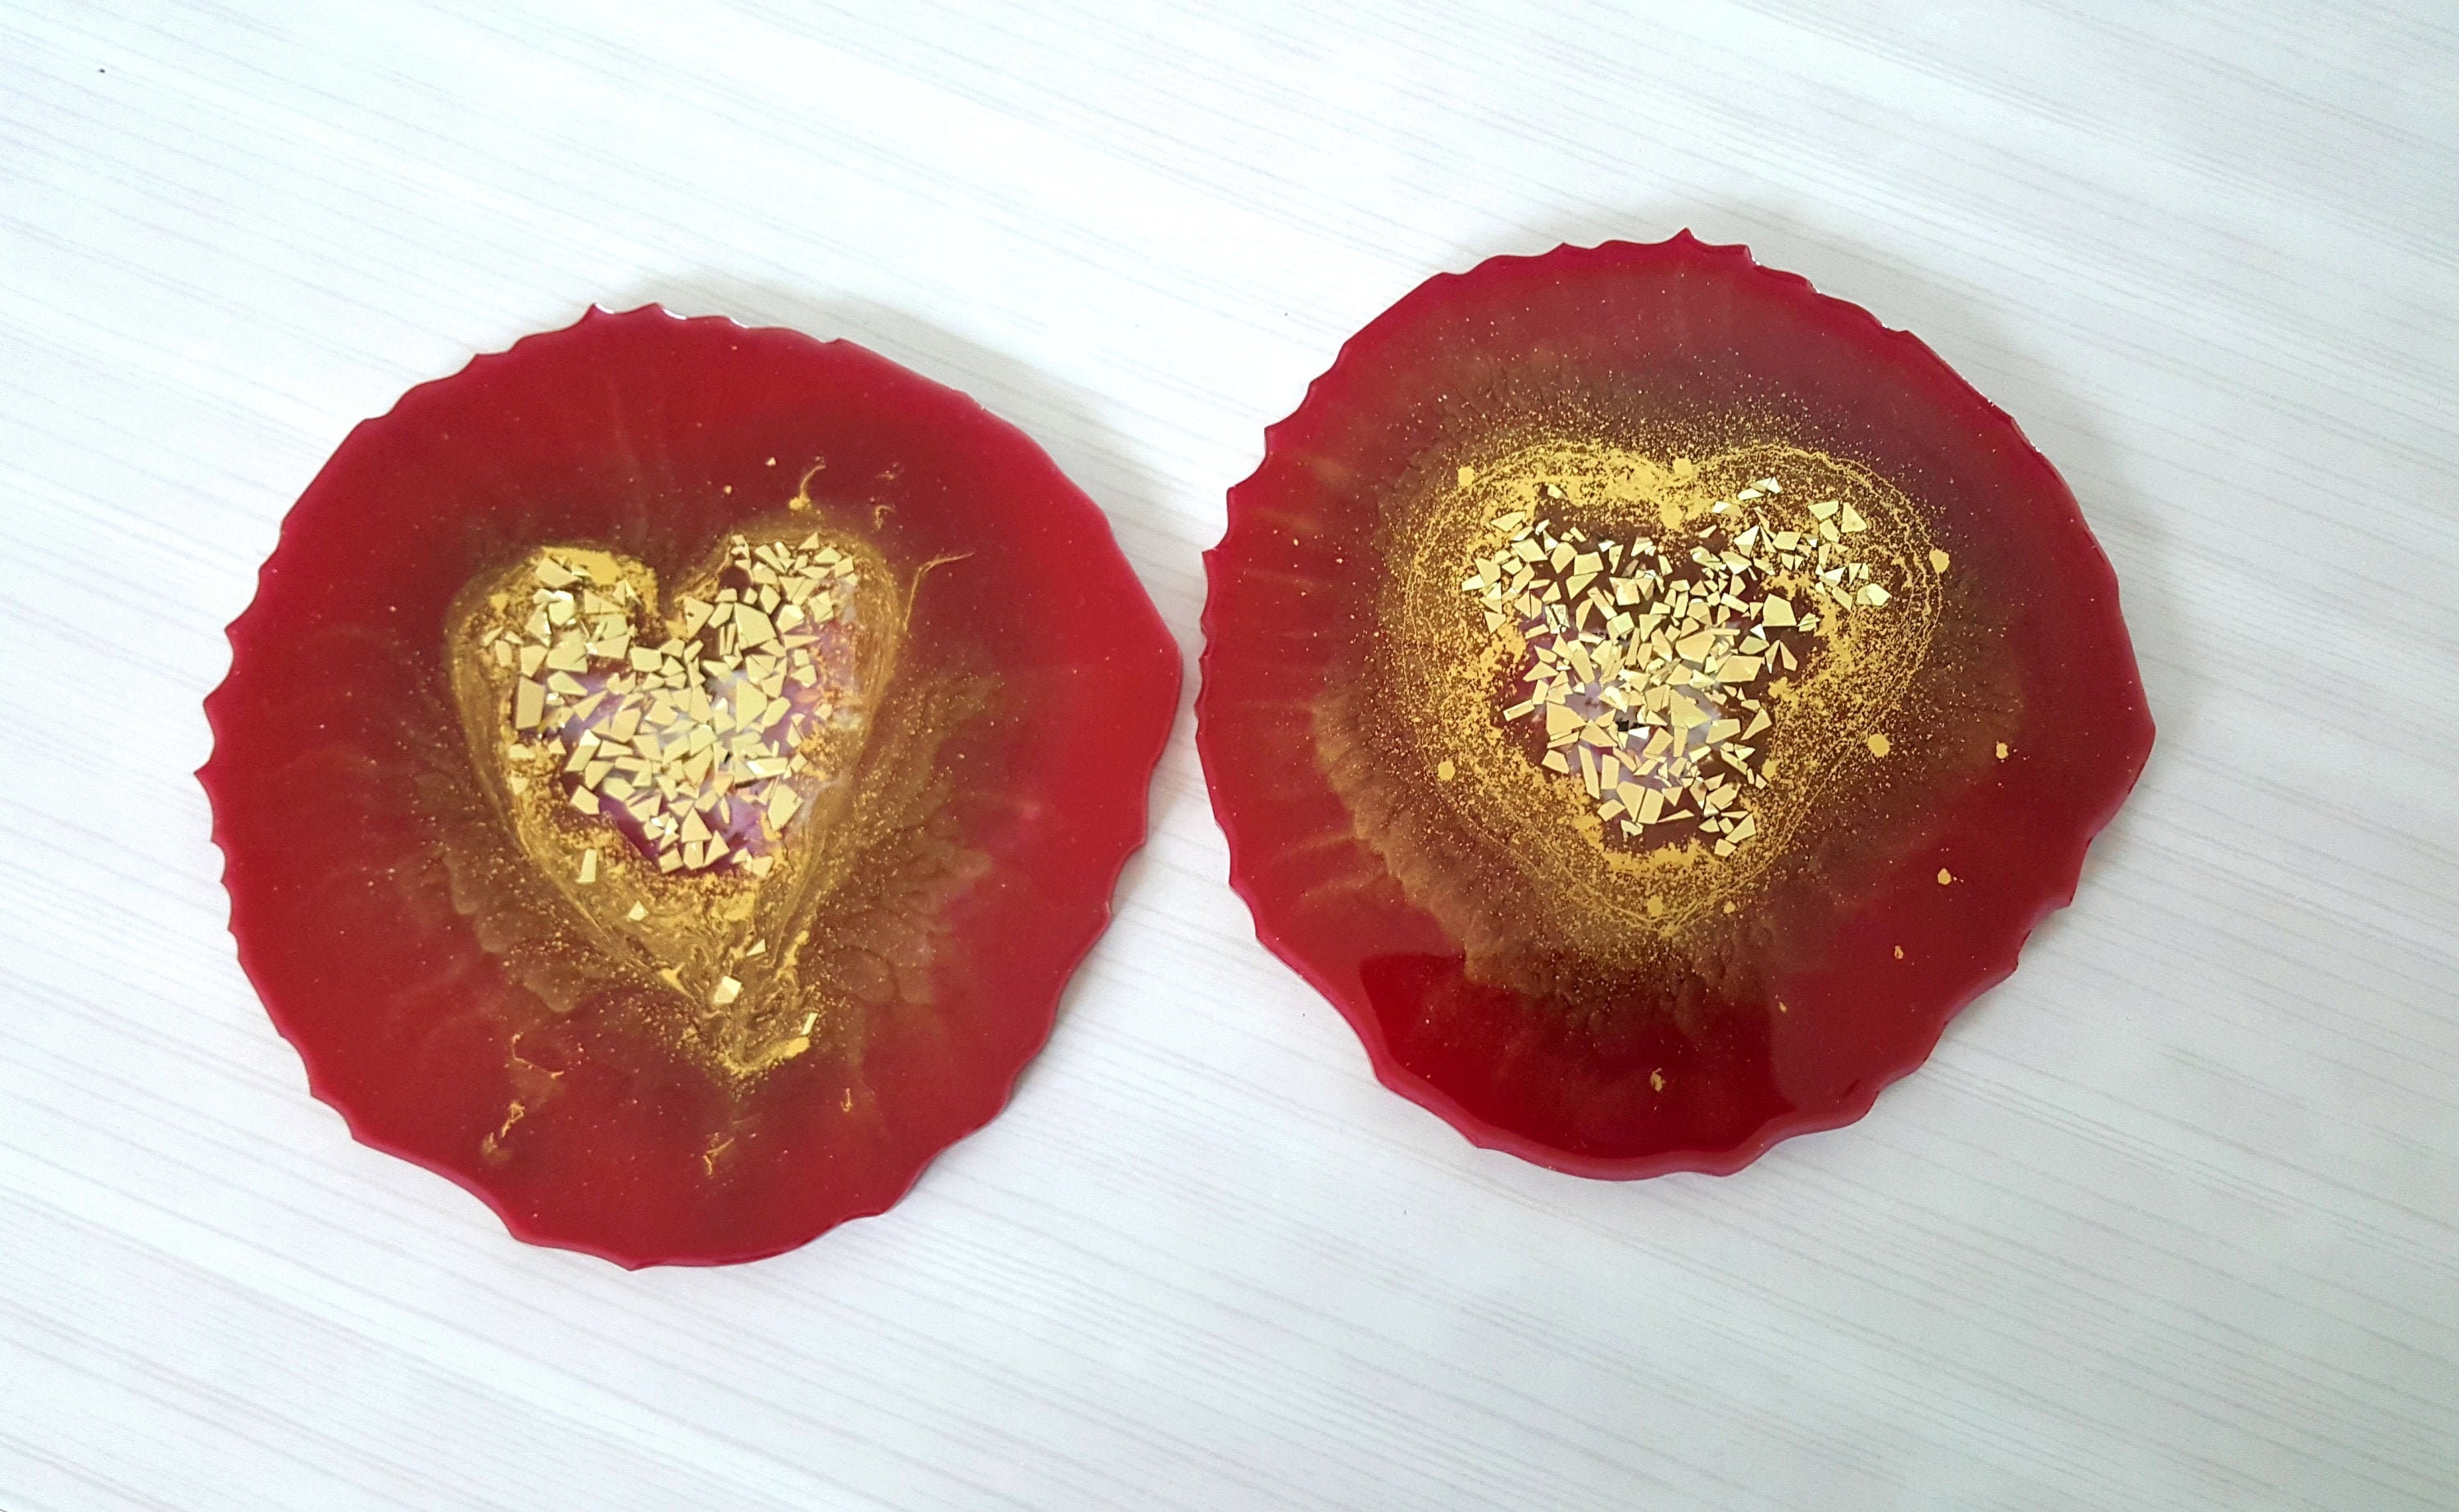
[443,513,916,1076]
[1321,436,1941,983]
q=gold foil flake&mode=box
[766,785,802,832]
[1938,868,1954,885]
[1866,733,1892,757]
[1996,742,2009,761]
[1929,548,1951,573]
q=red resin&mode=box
[203,306,1179,1265]
[1199,234,2154,1178]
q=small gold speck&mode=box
[1436,759,1457,782]
[1649,1069,1665,1092]
[1996,742,2010,761]
[1938,868,1953,885]
[1866,732,1891,757]
[1893,945,1905,959]
[1929,548,1951,573]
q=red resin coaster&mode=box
[1200,234,2152,1178]
[204,306,1179,1265]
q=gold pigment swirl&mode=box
[434,488,990,1110]
[1319,435,1942,994]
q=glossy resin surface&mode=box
[204,306,1179,1265]
[1201,235,2152,1177]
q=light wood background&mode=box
[3,2,2453,1507]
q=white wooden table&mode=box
[4,2,2453,1507]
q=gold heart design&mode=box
[1320,435,1943,977]
[445,517,902,1074]
[1457,440,1940,876]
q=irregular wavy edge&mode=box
[1196,231,2155,1180]
[200,303,1183,1266]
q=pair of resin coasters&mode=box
[202,234,2152,1266]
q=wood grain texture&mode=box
[2,1,2452,1506]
